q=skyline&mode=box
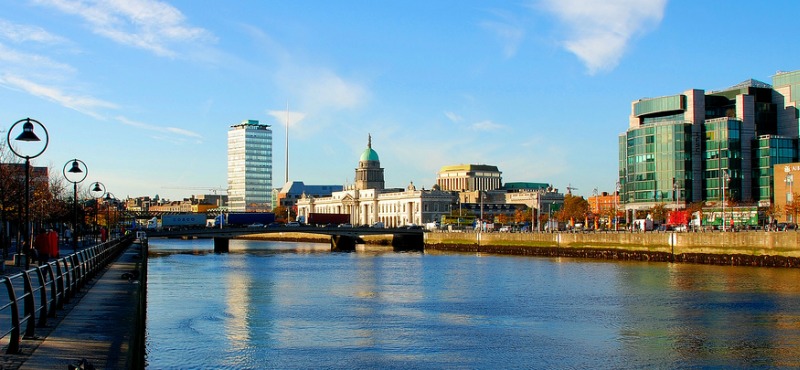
[1,1,799,201]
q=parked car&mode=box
[247,223,264,228]
[286,221,301,227]
[338,223,353,228]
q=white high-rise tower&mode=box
[227,119,273,212]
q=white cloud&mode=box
[480,10,525,58]
[267,109,307,128]
[471,120,505,131]
[275,65,368,115]
[0,74,116,118]
[0,43,75,77]
[116,115,203,141]
[537,0,667,74]
[33,0,214,57]
[0,19,67,44]
[444,111,463,123]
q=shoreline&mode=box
[237,231,800,268]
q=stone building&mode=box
[436,164,502,192]
[296,136,454,227]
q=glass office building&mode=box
[619,70,800,214]
[227,120,273,212]
[755,135,796,204]
[620,121,692,204]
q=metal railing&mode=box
[0,234,133,354]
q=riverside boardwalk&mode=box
[0,239,145,369]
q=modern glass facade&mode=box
[633,95,685,117]
[621,121,692,204]
[754,135,797,203]
[702,118,741,201]
[227,120,273,212]
[620,70,800,212]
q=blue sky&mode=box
[1,0,799,201]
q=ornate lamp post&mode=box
[615,181,621,231]
[104,192,116,237]
[90,182,106,244]
[592,188,598,230]
[63,159,87,252]
[722,171,730,232]
[458,190,463,229]
[7,118,49,269]
[786,174,794,223]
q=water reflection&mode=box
[146,239,800,369]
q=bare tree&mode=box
[0,137,25,259]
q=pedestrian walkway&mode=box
[0,241,144,369]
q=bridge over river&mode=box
[145,226,425,252]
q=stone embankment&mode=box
[241,230,800,267]
[425,231,800,268]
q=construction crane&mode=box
[162,186,227,195]
[566,184,578,195]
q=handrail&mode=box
[0,234,134,354]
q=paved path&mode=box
[1,242,144,369]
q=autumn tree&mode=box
[764,203,779,223]
[273,205,289,223]
[514,208,532,224]
[497,213,509,225]
[650,203,669,223]
[784,193,800,223]
[555,194,589,224]
[0,148,24,258]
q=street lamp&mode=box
[90,182,106,244]
[63,159,87,252]
[104,192,116,237]
[614,181,621,231]
[786,174,794,223]
[722,170,730,232]
[457,191,462,229]
[673,178,679,210]
[7,118,49,269]
[479,190,485,232]
[592,188,598,230]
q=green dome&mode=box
[360,147,379,162]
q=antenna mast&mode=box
[285,101,289,185]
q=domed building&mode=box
[296,135,454,227]
[355,134,384,190]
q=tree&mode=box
[273,205,288,223]
[650,203,668,223]
[784,193,800,223]
[514,208,531,224]
[764,203,779,224]
[556,194,589,225]
[497,213,509,225]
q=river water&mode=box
[145,238,800,369]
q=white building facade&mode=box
[227,120,273,212]
[437,164,502,192]
[296,136,455,227]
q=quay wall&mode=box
[239,231,800,267]
[425,231,800,268]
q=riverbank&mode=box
[425,231,800,268]
[239,230,800,268]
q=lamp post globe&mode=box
[90,182,106,245]
[7,118,49,269]
[104,192,116,236]
[63,159,88,252]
